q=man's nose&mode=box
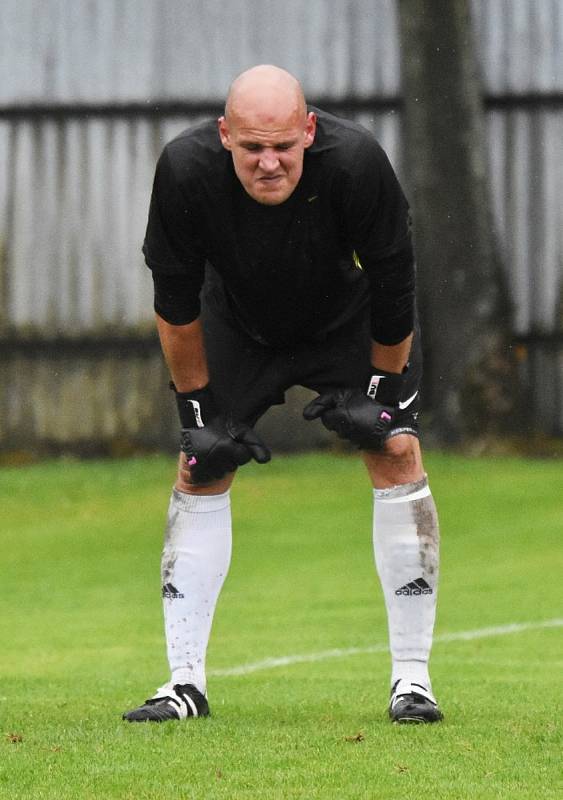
[258,149,280,173]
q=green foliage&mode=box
[1,453,562,799]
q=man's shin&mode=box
[161,489,232,694]
[372,476,439,690]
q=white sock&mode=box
[372,476,439,691]
[161,488,232,695]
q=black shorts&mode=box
[201,290,422,441]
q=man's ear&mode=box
[217,116,232,151]
[303,112,317,149]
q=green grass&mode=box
[0,452,562,799]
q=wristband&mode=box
[170,382,219,429]
[366,368,405,406]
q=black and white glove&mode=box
[302,369,405,450]
[172,383,271,483]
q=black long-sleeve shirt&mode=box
[144,107,415,347]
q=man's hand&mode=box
[302,369,405,450]
[181,417,271,483]
[172,383,270,483]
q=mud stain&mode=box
[164,508,180,543]
[413,496,439,577]
[162,507,181,582]
[161,550,177,584]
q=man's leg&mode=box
[123,464,235,722]
[363,434,443,723]
[163,461,236,691]
[123,294,286,722]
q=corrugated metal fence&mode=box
[0,0,562,452]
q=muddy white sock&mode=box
[161,489,232,695]
[372,476,439,690]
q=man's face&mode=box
[218,109,316,205]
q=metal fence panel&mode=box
[2,0,561,104]
[0,0,562,447]
[2,109,560,336]
[0,109,404,335]
[473,0,563,93]
[0,0,403,104]
[486,109,563,335]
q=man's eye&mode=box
[244,144,261,152]
[276,144,292,151]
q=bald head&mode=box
[225,65,307,127]
[218,65,316,205]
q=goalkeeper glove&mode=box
[172,383,271,483]
[302,369,405,450]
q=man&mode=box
[123,65,442,725]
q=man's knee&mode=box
[362,434,424,489]
[383,433,420,462]
[175,451,236,495]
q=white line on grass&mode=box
[209,618,563,677]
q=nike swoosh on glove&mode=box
[181,417,271,483]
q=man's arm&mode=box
[155,314,209,392]
[371,334,413,375]
[156,311,271,481]
[303,135,415,446]
[343,137,416,360]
